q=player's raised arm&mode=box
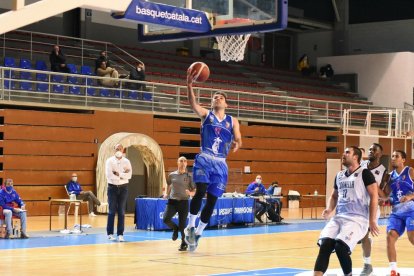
[187,68,208,119]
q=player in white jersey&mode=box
[359,143,388,276]
[378,150,414,276]
[313,146,379,276]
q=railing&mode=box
[0,66,394,127]
[0,30,141,73]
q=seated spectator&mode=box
[319,64,334,79]
[66,173,107,216]
[245,175,267,195]
[49,45,70,73]
[0,178,29,239]
[96,61,119,87]
[297,54,314,76]
[95,50,111,74]
[245,175,268,223]
[129,61,146,91]
[266,181,283,216]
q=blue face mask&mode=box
[5,186,13,192]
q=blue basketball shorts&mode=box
[192,153,228,197]
[387,211,414,236]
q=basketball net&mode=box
[216,34,251,62]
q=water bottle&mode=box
[314,190,318,196]
[150,224,154,231]
[147,224,151,231]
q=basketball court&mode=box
[2,210,414,275]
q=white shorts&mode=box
[319,215,368,252]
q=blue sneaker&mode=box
[184,227,196,246]
[189,235,201,252]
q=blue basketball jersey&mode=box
[389,166,414,206]
[200,111,234,158]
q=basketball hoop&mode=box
[215,18,252,62]
[216,34,251,62]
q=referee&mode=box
[163,156,195,251]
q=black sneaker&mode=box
[172,228,179,241]
[255,214,263,223]
[178,243,188,251]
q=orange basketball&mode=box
[188,62,210,82]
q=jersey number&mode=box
[342,189,348,198]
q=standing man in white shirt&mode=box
[105,144,132,242]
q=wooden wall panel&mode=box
[2,125,95,142]
[242,125,327,140]
[229,149,326,162]
[4,109,93,127]
[5,171,95,185]
[242,137,325,151]
[153,118,199,132]
[3,156,95,170]
[3,140,96,156]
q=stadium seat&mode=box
[80,65,93,85]
[52,84,64,93]
[3,80,15,90]
[86,87,96,96]
[36,83,49,92]
[112,90,121,98]
[19,59,32,80]
[19,81,33,91]
[99,89,110,97]
[3,56,17,79]
[35,60,48,82]
[69,85,81,95]
[66,64,78,84]
[52,74,64,83]
[143,92,152,101]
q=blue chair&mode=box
[52,74,64,83]
[99,89,110,97]
[86,87,96,96]
[35,60,47,71]
[19,59,32,80]
[19,81,33,91]
[69,85,81,95]
[35,60,48,82]
[66,64,78,84]
[4,56,17,79]
[80,66,93,85]
[3,80,15,90]
[53,84,64,93]
[124,91,139,100]
[112,90,121,98]
[143,92,152,101]
[36,83,49,92]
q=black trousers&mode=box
[162,199,189,242]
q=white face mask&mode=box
[115,151,123,158]
[72,177,77,182]
[256,178,262,184]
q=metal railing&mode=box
[0,66,395,128]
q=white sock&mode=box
[390,262,397,271]
[363,256,371,264]
[195,221,208,236]
[188,214,197,228]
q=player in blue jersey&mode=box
[379,150,414,276]
[184,66,242,251]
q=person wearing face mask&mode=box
[245,175,268,223]
[105,144,132,242]
[66,173,106,216]
[245,175,267,195]
[0,178,29,239]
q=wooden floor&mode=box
[2,208,413,275]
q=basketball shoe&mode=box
[184,227,195,246]
[189,235,201,252]
[360,263,373,275]
[389,271,400,276]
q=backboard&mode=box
[133,0,287,42]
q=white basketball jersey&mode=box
[360,160,387,185]
[335,166,371,220]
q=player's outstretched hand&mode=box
[187,68,196,85]
[369,221,380,237]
